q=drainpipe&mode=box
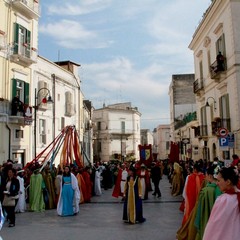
[51,74,56,143]
[0,113,11,159]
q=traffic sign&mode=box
[228,132,235,148]
[218,128,228,137]
[219,137,228,147]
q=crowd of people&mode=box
[0,155,240,239]
[0,159,164,228]
[171,155,240,240]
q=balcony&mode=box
[11,0,40,20]
[0,99,28,125]
[211,117,231,135]
[174,112,197,130]
[193,78,204,94]
[10,44,38,66]
[210,59,227,80]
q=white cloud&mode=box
[39,20,112,49]
[46,0,112,16]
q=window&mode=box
[65,91,74,116]
[15,129,23,139]
[37,81,48,107]
[166,141,170,150]
[200,106,208,136]
[199,60,203,80]
[97,141,101,152]
[97,122,101,130]
[39,119,46,144]
[14,23,31,58]
[216,34,226,56]
[121,121,125,133]
[61,117,65,129]
[12,78,29,104]
[207,50,211,73]
[220,94,231,130]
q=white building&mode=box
[154,124,170,160]
[189,0,240,161]
[92,102,141,162]
[31,58,83,165]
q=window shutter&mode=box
[12,78,17,99]
[26,29,31,58]
[24,82,29,104]
[14,23,19,54]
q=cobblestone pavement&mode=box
[0,175,183,240]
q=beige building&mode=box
[0,0,40,165]
[153,124,170,160]
[168,74,200,160]
[92,102,141,162]
[0,1,88,166]
[189,0,240,161]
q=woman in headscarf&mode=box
[57,166,80,216]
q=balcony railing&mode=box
[211,118,231,135]
[10,44,38,66]
[12,0,40,19]
[174,112,197,130]
[193,78,204,94]
[210,59,227,79]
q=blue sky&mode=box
[38,0,212,130]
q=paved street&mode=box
[1,176,183,240]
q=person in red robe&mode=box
[182,161,205,226]
[81,166,92,203]
[112,164,128,198]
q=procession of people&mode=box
[0,155,240,240]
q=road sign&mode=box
[219,137,228,147]
[218,127,228,137]
[228,132,235,148]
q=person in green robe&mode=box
[42,165,56,209]
[194,165,222,240]
[176,164,221,240]
[29,169,45,212]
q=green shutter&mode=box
[26,29,31,58]
[24,82,29,104]
[12,79,17,99]
[14,23,19,54]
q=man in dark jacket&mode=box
[151,162,162,198]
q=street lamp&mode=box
[205,97,216,111]
[34,87,53,158]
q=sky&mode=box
[38,0,212,131]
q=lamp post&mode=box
[206,97,216,111]
[33,87,53,158]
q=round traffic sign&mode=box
[218,127,228,137]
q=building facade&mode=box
[31,58,83,165]
[0,0,40,165]
[153,124,170,160]
[168,74,200,161]
[189,0,240,161]
[92,102,141,162]
[0,1,88,166]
